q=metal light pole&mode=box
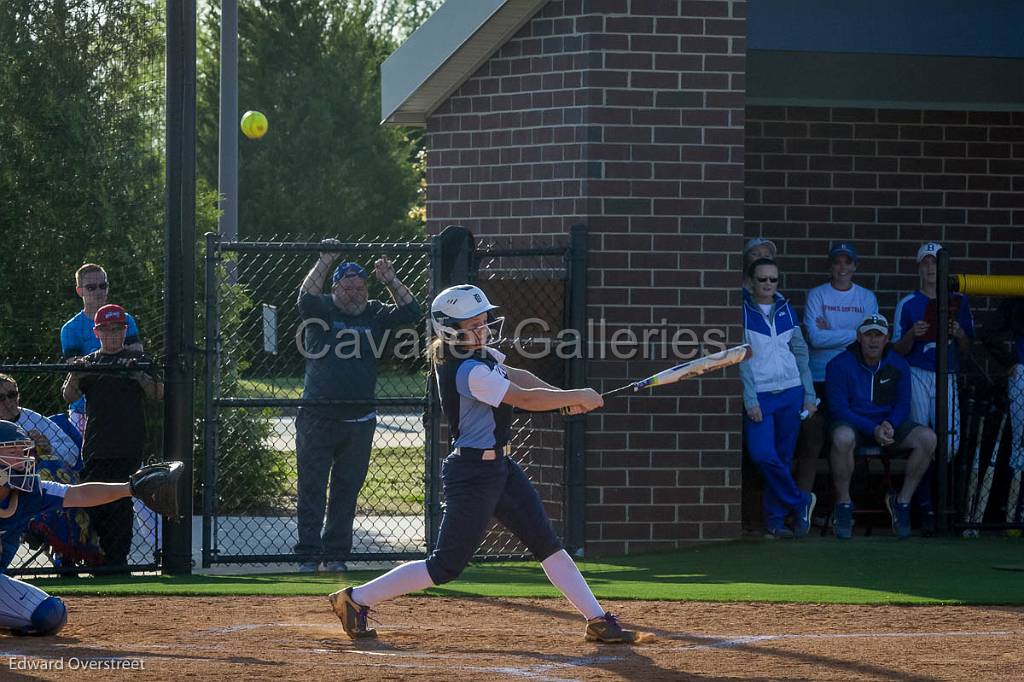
[218,0,239,281]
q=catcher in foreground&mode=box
[329,285,639,643]
[0,419,182,636]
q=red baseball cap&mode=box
[94,304,128,328]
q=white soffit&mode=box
[381,0,550,126]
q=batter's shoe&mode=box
[329,587,377,639]
[585,612,636,643]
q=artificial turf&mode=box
[34,536,1024,605]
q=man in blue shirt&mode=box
[826,314,937,539]
[60,264,143,433]
[294,240,421,573]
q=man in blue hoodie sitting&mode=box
[826,313,937,539]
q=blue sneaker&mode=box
[793,492,816,538]
[765,526,795,539]
[833,502,854,540]
[886,494,912,539]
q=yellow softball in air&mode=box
[240,110,268,140]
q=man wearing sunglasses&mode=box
[60,264,144,433]
[0,374,79,471]
[294,239,421,573]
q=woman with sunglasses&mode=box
[329,284,638,643]
[740,258,818,539]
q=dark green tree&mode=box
[0,0,165,371]
[197,0,422,242]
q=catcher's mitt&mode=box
[129,461,184,518]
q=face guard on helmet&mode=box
[430,285,504,346]
[0,420,36,492]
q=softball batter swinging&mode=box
[330,284,637,643]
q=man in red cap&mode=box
[61,305,163,572]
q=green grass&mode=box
[35,537,1024,605]
[237,370,424,400]
[273,446,424,515]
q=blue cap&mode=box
[828,242,859,263]
[331,262,368,283]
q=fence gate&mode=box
[201,228,587,567]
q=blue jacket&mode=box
[825,342,911,438]
[740,288,815,409]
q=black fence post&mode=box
[202,233,219,568]
[936,248,950,533]
[564,225,588,556]
[426,236,444,551]
[163,0,196,575]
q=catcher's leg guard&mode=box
[13,597,68,637]
[328,587,377,639]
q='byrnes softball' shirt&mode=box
[893,291,974,372]
[436,347,512,450]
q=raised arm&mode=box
[301,239,342,296]
[373,257,416,306]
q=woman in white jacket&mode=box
[740,259,818,538]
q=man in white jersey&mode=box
[795,243,878,493]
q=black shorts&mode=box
[829,419,923,455]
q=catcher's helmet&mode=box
[0,420,37,492]
[430,285,503,345]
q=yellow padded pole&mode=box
[952,274,1024,297]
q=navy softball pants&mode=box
[425,453,562,585]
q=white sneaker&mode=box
[323,561,348,573]
[297,562,319,573]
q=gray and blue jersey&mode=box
[436,347,512,450]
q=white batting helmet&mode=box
[430,285,503,344]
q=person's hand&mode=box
[562,405,587,416]
[27,429,54,461]
[67,356,90,368]
[815,316,830,330]
[911,320,930,338]
[571,388,604,412]
[874,422,895,446]
[802,401,818,419]
[319,238,342,262]
[746,406,763,423]
[374,256,398,286]
[951,320,964,339]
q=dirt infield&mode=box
[1,596,1021,680]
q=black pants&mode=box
[82,457,139,567]
[294,411,376,561]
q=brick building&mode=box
[382,0,1024,554]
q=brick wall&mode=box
[426,0,747,555]
[745,107,1024,317]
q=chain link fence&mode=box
[202,230,587,566]
[202,236,430,566]
[952,294,1024,535]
